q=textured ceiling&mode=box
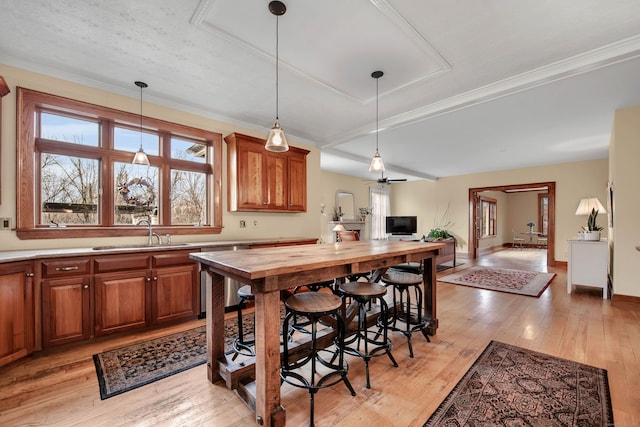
[1,0,640,182]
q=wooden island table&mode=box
[190,239,444,426]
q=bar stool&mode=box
[288,279,337,340]
[338,281,398,388]
[281,292,356,427]
[381,270,430,358]
[231,285,255,360]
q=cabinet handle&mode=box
[56,266,79,271]
[83,285,89,289]
[26,273,34,277]
[146,277,151,282]
[153,277,157,281]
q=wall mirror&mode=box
[335,190,355,220]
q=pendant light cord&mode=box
[375,75,379,151]
[275,15,279,121]
[139,84,143,149]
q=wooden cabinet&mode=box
[151,252,199,324]
[0,261,35,367]
[567,239,608,298]
[94,250,199,336]
[42,279,91,346]
[225,132,309,212]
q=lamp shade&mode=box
[575,198,606,215]
[265,120,289,152]
[369,150,385,172]
[332,224,346,232]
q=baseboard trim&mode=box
[612,293,640,309]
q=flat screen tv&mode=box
[385,216,417,235]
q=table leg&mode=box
[254,287,286,427]
[205,269,225,383]
[422,255,438,337]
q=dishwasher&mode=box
[198,244,250,318]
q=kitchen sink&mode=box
[92,243,189,250]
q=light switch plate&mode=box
[0,218,11,230]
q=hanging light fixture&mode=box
[265,1,289,152]
[369,70,385,172]
[132,81,150,165]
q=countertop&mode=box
[0,237,318,264]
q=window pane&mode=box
[114,162,159,224]
[41,154,99,225]
[171,137,206,163]
[171,169,206,225]
[114,126,159,155]
[40,112,99,146]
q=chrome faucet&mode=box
[136,217,162,246]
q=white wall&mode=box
[391,158,609,263]
[610,106,640,298]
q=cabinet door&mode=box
[287,152,307,211]
[42,276,91,346]
[236,140,269,210]
[152,264,199,324]
[266,151,287,210]
[94,270,150,336]
[0,262,34,367]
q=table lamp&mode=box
[575,197,606,240]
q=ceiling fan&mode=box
[366,172,407,185]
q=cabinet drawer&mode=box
[94,255,149,273]
[152,250,195,268]
[42,258,91,278]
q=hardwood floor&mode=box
[1,249,638,426]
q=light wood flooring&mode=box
[1,249,638,426]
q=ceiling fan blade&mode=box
[388,178,407,182]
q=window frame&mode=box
[479,196,497,238]
[16,87,222,240]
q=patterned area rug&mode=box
[93,310,259,400]
[424,341,614,427]
[438,266,555,297]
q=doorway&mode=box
[468,182,556,267]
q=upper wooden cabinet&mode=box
[225,132,309,212]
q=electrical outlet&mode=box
[0,217,11,230]
[253,220,258,228]
[240,220,246,228]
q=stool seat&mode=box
[285,291,342,315]
[382,271,422,286]
[237,284,253,299]
[340,281,386,298]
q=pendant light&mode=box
[369,71,385,172]
[265,1,289,152]
[132,81,150,165]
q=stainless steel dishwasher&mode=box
[199,244,250,317]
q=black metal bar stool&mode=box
[288,279,337,340]
[231,285,255,360]
[381,270,430,358]
[338,281,398,388]
[281,292,356,427]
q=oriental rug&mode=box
[438,266,555,297]
[93,310,265,400]
[424,340,614,427]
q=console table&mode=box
[567,239,608,299]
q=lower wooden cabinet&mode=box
[0,261,35,367]
[94,269,150,336]
[40,249,200,345]
[42,275,91,346]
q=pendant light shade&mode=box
[132,81,150,165]
[265,1,289,152]
[369,71,385,172]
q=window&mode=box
[369,186,390,240]
[17,88,222,239]
[480,196,497,237]
[538,193,549,236]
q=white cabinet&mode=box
[567,239,608,299]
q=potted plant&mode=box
[527,222,535,232]
[579,208,603,241]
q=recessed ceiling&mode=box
[1,0,639,181]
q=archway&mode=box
[468,182,556,267]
